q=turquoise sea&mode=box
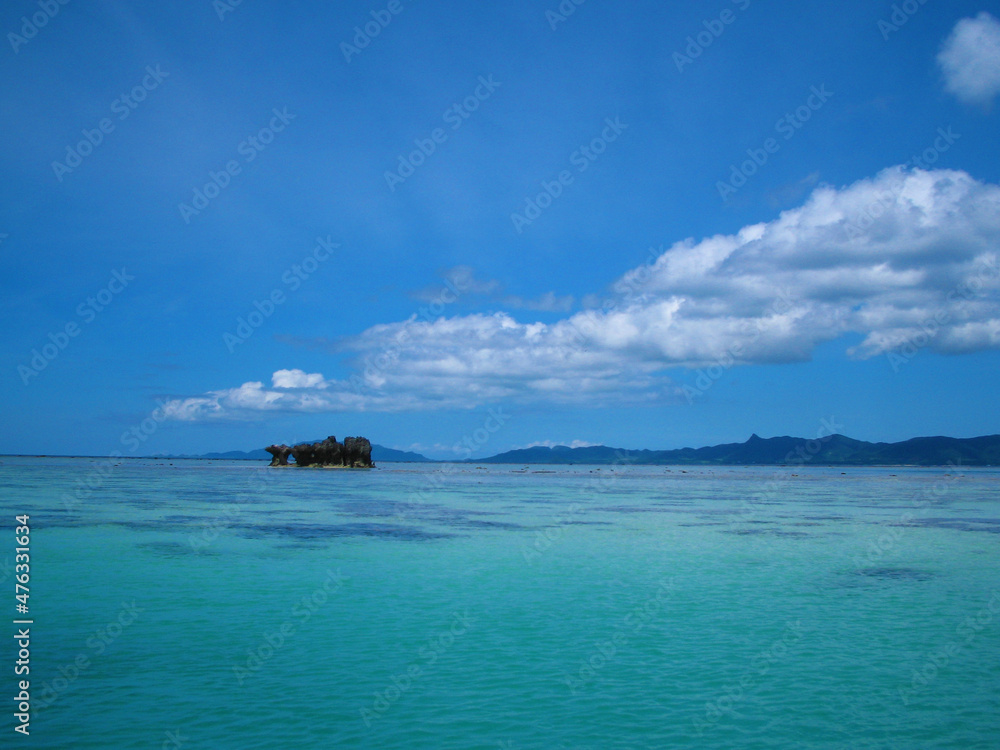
[2,456,999,749]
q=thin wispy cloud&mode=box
[409,265,574,312]
[408,265,502,303]
[502,291,575,313]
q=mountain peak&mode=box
[747,433,763,442]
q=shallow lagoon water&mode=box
[2,457,999,748]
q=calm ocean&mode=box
[2,456,999,749]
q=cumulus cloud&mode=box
[159,376,423,422]
[938,12,1000,105]
[271,369,326,389]
[161,167,1000,421]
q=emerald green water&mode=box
[2,457,999,748]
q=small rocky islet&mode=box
[265,436,374,468]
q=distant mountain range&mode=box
[176,433,1000,466]
[475,433,1000,467]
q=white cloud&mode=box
[271,369,326,389]
[518,440,601,449]
[162,167,1000,421]
[938,12,1000,104]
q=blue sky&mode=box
[2,0,999,459]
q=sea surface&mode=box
[2,456,999,749]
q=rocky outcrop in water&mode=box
[342,437,373,467]
[266,436,374,468]
[265,444,292,466]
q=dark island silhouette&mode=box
[171,432,1000,467]
[266,436,374,468]
[475,433,1000,467]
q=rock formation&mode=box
[265,444,292,466]
[342,436,373,467]
[265,436,374,468]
